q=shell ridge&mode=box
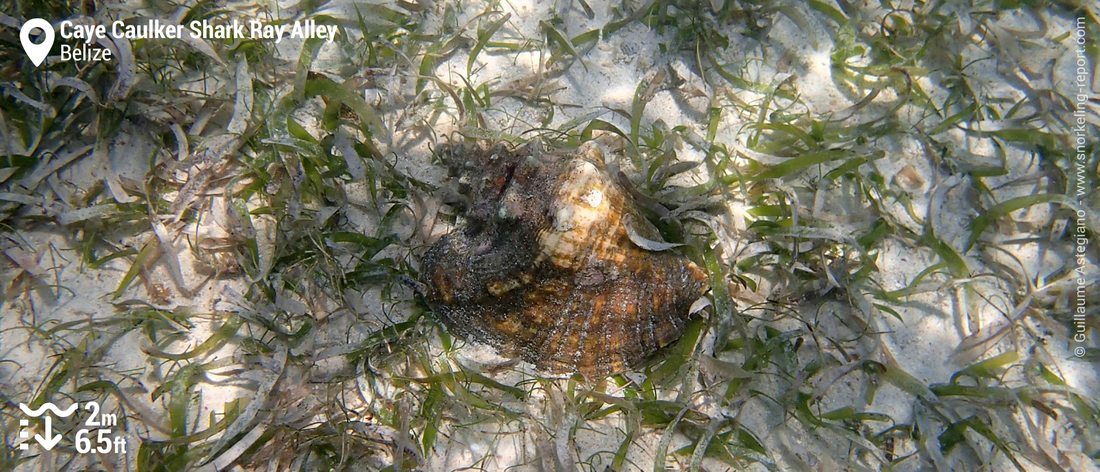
[571,293,601,369]
[644,279,660,353]
[528,276,572,369]
[545,280,585,370]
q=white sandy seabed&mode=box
[1,0,1098,471]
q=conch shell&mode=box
[421,142,708,378]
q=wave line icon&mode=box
[19,403,78,417]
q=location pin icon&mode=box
[20,18,54,67]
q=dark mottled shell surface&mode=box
[420,142,708,378]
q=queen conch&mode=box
[420,141,708,378]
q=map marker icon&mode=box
[20,18,54,67]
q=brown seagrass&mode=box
[420,141,708,378]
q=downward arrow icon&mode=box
[34,415,63,450]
